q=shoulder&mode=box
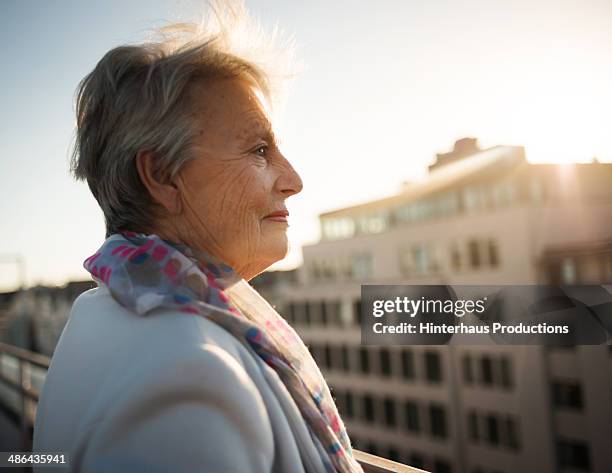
[67,285,249,364]
[74,335,275,472]
[45,286,276,472]
[65,285,266,407]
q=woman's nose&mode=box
[277,154,303,197]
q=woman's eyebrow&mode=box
[236,118,278,147]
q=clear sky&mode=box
[1,0,611,290]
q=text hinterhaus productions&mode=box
[372,322,570,335]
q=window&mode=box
[434,459,452,473]
[387,447,401,462]
[359,347,370,374]
[363,394,375,423]
[425,351,443,383]
[309,301,322,325]
[468,240,481,268]
[312,345,325,366]
[429,404,448,439]
[310,261,322,281]
[468,411,479,441]
[336,391,354,419]
[383,397,396,427]
[504,417,520,450]
[414,246,429,274]
[437,192,459,217]
[488,240,500,267]
[486,415,499,445]
[330,345,342,371]
[400,244,440,276]
[491,182,516,207]
[322,217,355,240]
[352,253,373,279]
[330,300,342,326]
[451,243,462,271]
[464,187,487,212]
[453,239,499,272]
[470,411,520,451]
[323,344,332,369]
[404,401,420,433]
[561,257,577,284]
[345,392,354,419]
[552,381,583,410]
[341,345,350,371]
[304,302,311,325]
[356,213,388,234]
[379,348,392,377]
[293,302,305,325]
[480,356,493,385]
[320,301,328,325]
[499,356,513,388]
[353,299,362,324]
[401,349,415,380]
[286,302,296,323]
[557,439,591,471]
[409,453,425,469]
[463,355,473,384]
[365,441,378,456]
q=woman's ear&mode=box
[135,150,181,214]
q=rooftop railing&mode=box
[0,342,428,473]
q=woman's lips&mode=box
[263,210,289,223]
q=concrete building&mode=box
[0,281,94,356]
[273,139,612,473]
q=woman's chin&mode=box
[261,236,289,264]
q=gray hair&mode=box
[70,0,297,236]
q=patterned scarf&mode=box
[83,232,364,473]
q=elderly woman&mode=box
[32,3,363,473]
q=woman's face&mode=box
[173,78,303,279]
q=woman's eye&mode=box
[253,145,268,158]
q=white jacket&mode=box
[33,285,331,473]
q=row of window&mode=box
[400,238,500,277]
[463,353,513,389]
[332,388,449,439]
[451,238,499,272]
[289,294,506,329]
[351,436,454,473]
[467,410,520,451]
[320,178,544,241]
[309,237,501,282]
[284,300,343,326]
[309,253,372,281]
[290,296,488,328]
[548,253,612,285]
[354,436,589,473]
[308,343,444,383]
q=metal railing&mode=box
[354,450,428,473]
[0,343,427,473]
[0,342,49,451]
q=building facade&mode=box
[270,139,612,473]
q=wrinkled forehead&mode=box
[187,77,273,146]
